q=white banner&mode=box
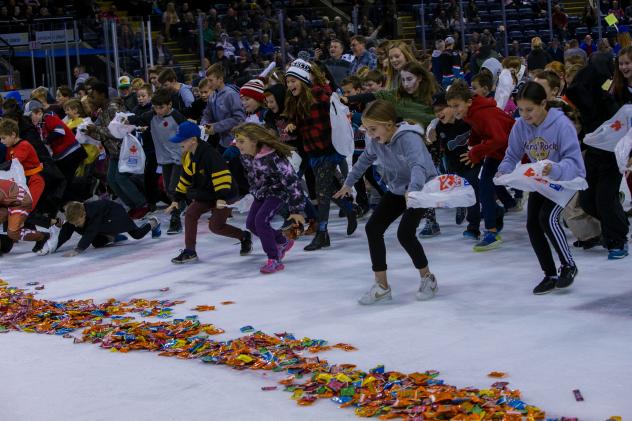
[35,29,75,43]
[2,32,29,46]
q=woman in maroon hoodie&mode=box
[446,80,515,252]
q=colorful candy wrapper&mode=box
[193,305,215,312]
[573,389,584,401]
[488,371,507,378]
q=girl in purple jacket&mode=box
[234,123,306,274]
[498,82,586,295]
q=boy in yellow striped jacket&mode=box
[165,122,252,264]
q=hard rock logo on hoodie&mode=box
[526,137,559,161]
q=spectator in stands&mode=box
[217,32,236,59]
[509,40,522,57]
[73,66,90,92]
[162,2,180,41]
[609,0,624,19]
[470,34,501,74]
[552,5,569,42]
[564,39,588,64]
[590,38,615,76]
[439,36,462,88]
[259,33,276,60]
[153,35,173,66]
[433,10,449,39]
[582,1,597,31]
[350,35,377,74]
[466,0,480,24]
[547,38,565,63]
[527,37,552,72]
[580,34,598,56]
[320,39,351,88]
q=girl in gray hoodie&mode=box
[334,100,438,305]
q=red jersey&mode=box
[7,140,43,177]
[41,113,80,160]
[463,95,515,164]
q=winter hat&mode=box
[297,50,311,61]
[286,59,312,86]
[445,36,455,46]
[4,91,23,109]
[23,100,44,116]
[239,78,266,103]
[118,76,131,89]
[170,121,201,143]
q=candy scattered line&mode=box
[0,279,553,419]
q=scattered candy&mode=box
[26,282,39,286]
[0,279,550,419]
[35,285,45,290]
[221,301,235,305]
[573,389,584,401]
[193,305,216,312]
[159,287,170,292]
[488,371,508,378]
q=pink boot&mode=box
[278,239,295,261]
[260,259,285,274]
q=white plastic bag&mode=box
[75,117,101,146]
[289,151,302,173]
[107,112,136,139]
[494,160,588,207]
[330,92,354,157]
[407,174,476,209]
[118,133,146,174]
[584,104,632,152]
[614,127,632,173]
[0,159,30,196]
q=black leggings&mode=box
[365,192,428,272]
[91,223,152,248]
[527,192,574,277]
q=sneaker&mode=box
[304,230,330,251]
[416,273,438,300]
[473,231,502,252]
[278,239,295,261]
[358,283,393,305]
[556,265,578,289]
[260,259,284,274]
[167,215,182,235]
[496,206,506,233]
[240,231,252,256]
[420,220,441,237]
[32,233,50,254]
[171,249,198,264]
[463,228,481,240]
[533,276,558,295]
[148,216,161,238]
[608,244,629,260]
[455,207,466,225]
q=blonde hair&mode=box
[531,37,544,49]
[618,31,632,49]
[232,123,294,157]
[63,99,86,117]
[30,87,49,104]
[545,60,565,79]
[64,201,86,225]
[386,41,418,89]
[131,78,145,90]
[361,99,398,125]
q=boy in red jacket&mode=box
[24,100,87,190]
[446,80,515,251]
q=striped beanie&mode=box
[286,59,312,86]
[239,79,266,103]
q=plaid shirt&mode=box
[350,51,377,75]
[296,85,335,156]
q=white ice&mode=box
[1,205,631,421]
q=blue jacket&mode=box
[499,108,585,181]
[201,85,245,148]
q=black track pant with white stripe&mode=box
[527,192,575,277]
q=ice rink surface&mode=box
[1,207,631,421]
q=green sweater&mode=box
[375,90,435,128]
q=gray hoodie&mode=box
[344,122,437,195]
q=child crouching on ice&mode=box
[55,200,161,257]
[334,100,438,305]
[233,123,306,274]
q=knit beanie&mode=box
[286,59,312,86]
[239,78,266,103]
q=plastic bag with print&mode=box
[407,174,476,209]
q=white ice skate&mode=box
[416,273,438,301]
[358,283,392,305]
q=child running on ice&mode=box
[497,81,585,294]
[55,200,161,256]
[334,100,438,305]
[233,123,306,274]
[445,79,515,252]
[166,121,252,263]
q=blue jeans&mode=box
[107,159,145,209]
[479,158,503,230]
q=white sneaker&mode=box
[416,273,438,301]
[358,283,392,305]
